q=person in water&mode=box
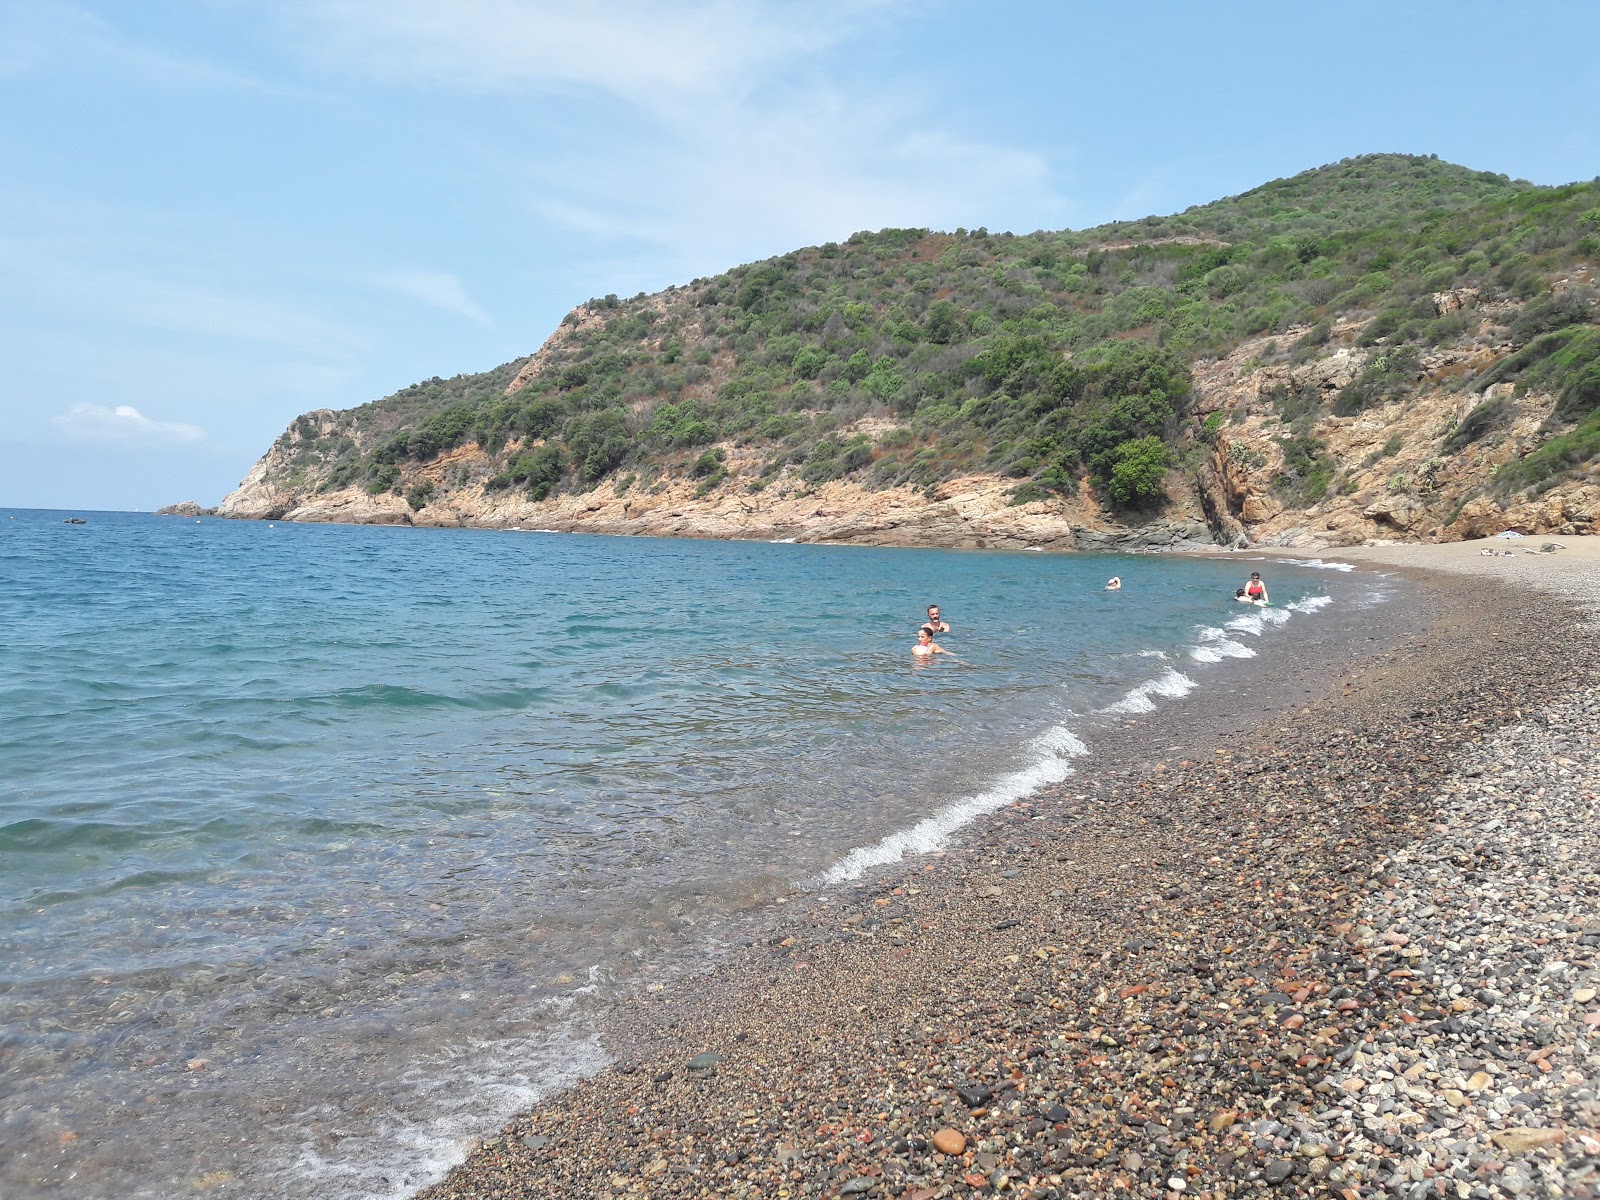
[913,628,955,657]
[1105,576,1122,591]
[1244,571,1269,604]
[1235,587,1265,606]
[921,604,950,635]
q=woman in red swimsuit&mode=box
[1244,571,1269,604]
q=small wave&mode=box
[769,537,798,544]
[1188,630,1256,663]
[822,726,1088,882]
[1227,605,1292,633]
[1275,557,1354,572]
[1288,594,1333,613]
[1100,668,1196,715]
[281,1020,607,1200]
[318,684,547,712]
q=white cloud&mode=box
[519,89,1060,275]
[277,0,1066,271]
[53,403,207,445]
[277,0,874,101]
[379,270,492,323]
[0,1,261,89]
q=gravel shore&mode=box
[418,546,1599,1200]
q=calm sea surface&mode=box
[0,509,1384,1198]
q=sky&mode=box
[1,1,1597,511]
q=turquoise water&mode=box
[0,509,1378,1198]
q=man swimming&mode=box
[921,604,950,635]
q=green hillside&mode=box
[277,154,1599,512]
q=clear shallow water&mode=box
[0,510,1373,1198]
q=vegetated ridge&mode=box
[216,154,1600,549]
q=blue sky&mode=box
[2,1,1597,510]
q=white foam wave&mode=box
[1224,611,1265,636]
[821,726,1089,883]
[1100,668,1197,715]
[1288,594,1333,613]
[769,537,798,544]
[1189,633,1256,663]
[1275,557,1355,571]
[1228,605,1292,633]
[280,1019,607,1200]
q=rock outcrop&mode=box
[217,301,1600,551]
[155,500,215,517]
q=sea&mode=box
[0,509,1391,1199]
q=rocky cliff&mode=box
[217,289,1599,550]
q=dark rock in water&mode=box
[1264,1159,1295,1185]
[155,500,216,517]
[954,1082,993,1107]
[63,517,86,524]
[687,1052,723,1071]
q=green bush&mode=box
[1274,434,1335,504]
[365,463,400,494]
[1441,396,1510,453]
[1497,405,1600,495]
[1105,436,1169,507]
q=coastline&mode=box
[415,548,1600,1198]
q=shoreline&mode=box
[417,549,1600,1198]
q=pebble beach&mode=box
[417,540,1600,1200]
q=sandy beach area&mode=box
[418,541,1600,1200]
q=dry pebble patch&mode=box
[417,581,1598,1200]
[1318,688,1600,1199]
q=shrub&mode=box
[1508,289,1592,344]
[1497,405,1600,495]
[692,447,726,477]
[1274,434,1335,504]
[1104,436,1169,507]
[365,463,401,494]
[502,444,567,500]
[1441,396,1510,453]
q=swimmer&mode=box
[1234,587,1265,606]
[1243,571,1269,604]
[912,628,955,658]
[1105,576,1122,591]
[920,603,950,636]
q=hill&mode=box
[217,154,1600,547]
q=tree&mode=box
[1105,437,1169,507]
[925,300,961,344]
